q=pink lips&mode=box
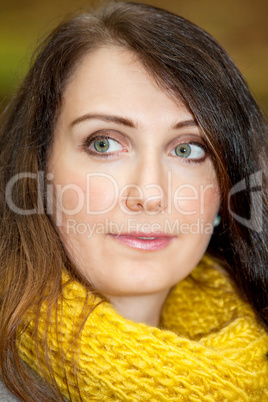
[108,232,176,251]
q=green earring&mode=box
[214,214,221,227]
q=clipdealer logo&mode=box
[5,170,264,233]
[65,217,214,238]
[228,171,263,232]
[5,171,215,223]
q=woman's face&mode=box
[48,46,220,297]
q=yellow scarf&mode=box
[18,256,268,401]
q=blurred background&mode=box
[1,0,267,115]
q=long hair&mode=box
[0,1,267,400]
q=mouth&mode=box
[108,232,177,251]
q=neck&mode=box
[108,289,171,327]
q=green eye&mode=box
[88,136,123,155]
[175,144,191,158]
[172,142,206,161]
[94,139,110,152]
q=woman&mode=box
[0,1,268,400]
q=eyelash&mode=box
[82,132,208,163]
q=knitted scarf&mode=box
[18,256,268,401]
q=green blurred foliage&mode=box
[0,0,267,114]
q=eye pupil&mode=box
[175,144,191,158]
[94,139,109,152]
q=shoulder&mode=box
[0,378,21,401]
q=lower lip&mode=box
[109,235,175,251]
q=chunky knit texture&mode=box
[18,256,268,401]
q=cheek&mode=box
[172,177,220,219]
[87,176,119,213]
[52,171,120,218]
[196,184,220,218]
[51,168,87,214]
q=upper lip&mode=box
[109,232,176,238]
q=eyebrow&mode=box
[173,119,198,130]
[70,113,135,128]
[69,113,198,130]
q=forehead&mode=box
[59,46,191,126]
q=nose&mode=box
[123,154,168,214]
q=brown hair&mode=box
[0,1,267,400]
